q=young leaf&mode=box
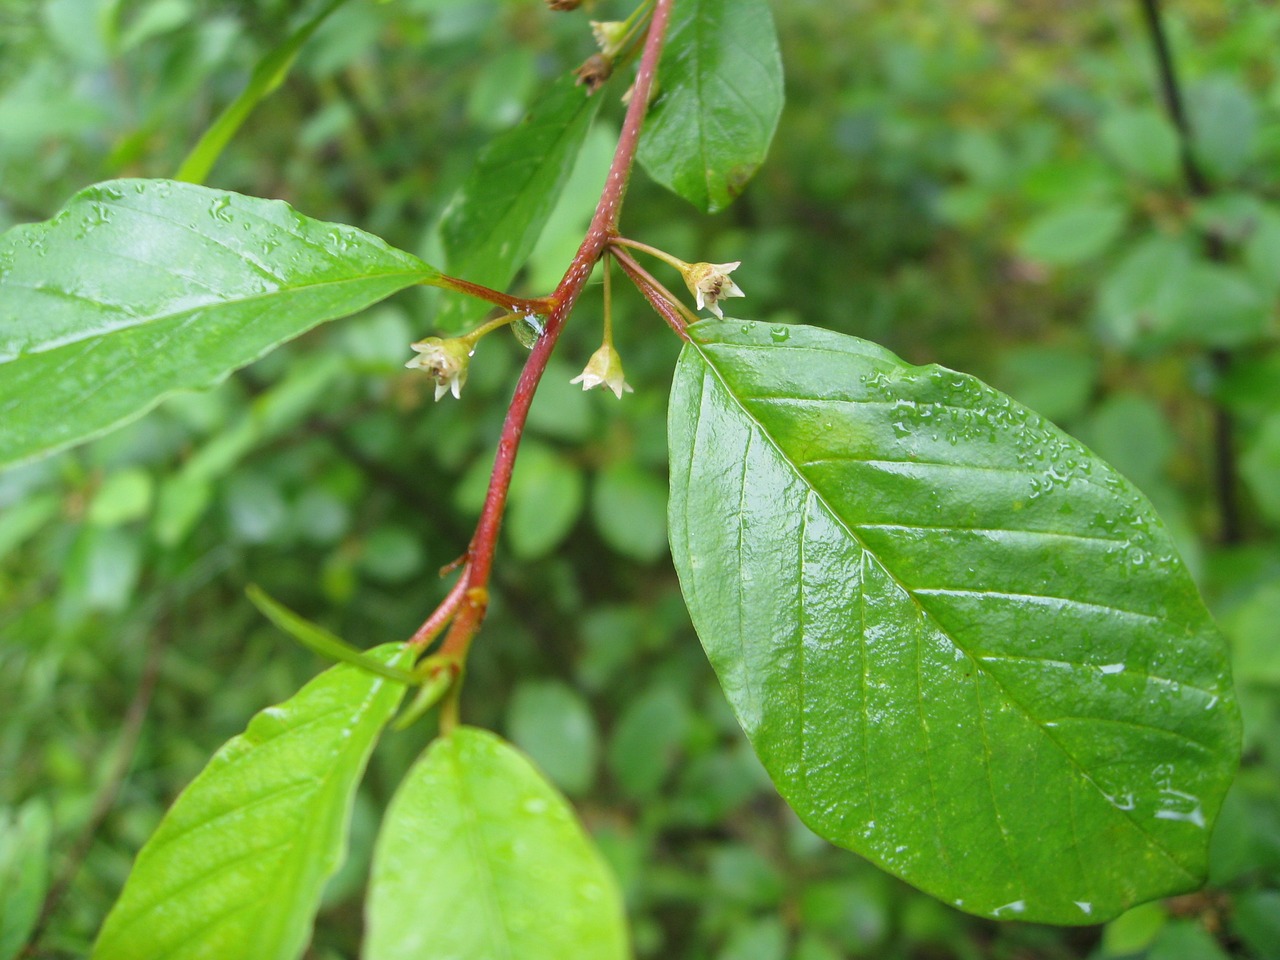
[0,180,440,468]
[437,74,604,332]
[637,0,784,214]
[92,645,410,960]
[667,320,1241,925]
[365,727,628,960]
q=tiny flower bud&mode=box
[570,343,633,399]
[591,20,627,53]
[405,336,473,401]
[574,53,612,95]
[545,0,581,10]
[682,261,745,319]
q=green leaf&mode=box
[365,727,628,960]
[637,0,784,213]
[1164,262,1269,348]
[1146,920,1230,960]
[507,679,599,796]
[1101,902,1167,956]
[1097,108,1180,185]
[1188,76,1259,182]
[1018,202,1127,267]
[437,75,604,332]
[0,800,52,960]
[667,320,1240,924]
[608,685,690,800]
[175,0,352,184]
[592,462,669,562]
[0,179,439,468]
[92,646,409,960]
[507,442,585,560]
[1241,412,1280,525]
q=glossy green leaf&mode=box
[175,0,352,184]
[667,320,1240,924]
[365,726,628,960]
[92,646,410,960]
[637,0,784,213]
[0,179,439,468]
[437,75,604,332]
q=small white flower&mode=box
[570,343,633,399]
[405,336,473,401]
[682,261,745,318]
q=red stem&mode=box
[408,570,469,649]
[427,0,676,661]
[611,246,691,339]
[434,274,554,316]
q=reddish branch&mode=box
[412,0,676,668]
[611,246,691,339]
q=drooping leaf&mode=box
[365,727,628,960]
[0,179,440,468]
[437,74,604,332]
[637,0,784,213]
[175,0,353,184]
[667,319,1240,924]
[245,585,422,684]
[92,645,410,960]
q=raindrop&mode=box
[1074,901,1093,916]
[511,313,545,350]
[991,900,1026,917]
[1099,663,1126,675]
[210,196,234,224]
[770,325,790,343]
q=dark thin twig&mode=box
[1136,0,1242,544]
[27,625,168,953]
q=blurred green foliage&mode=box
[1,0,1278,957]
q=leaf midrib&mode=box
[4,267,428,363]
[687,337,1198,883]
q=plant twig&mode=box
[413,0,678,666]
[1136,0,1242,544]
[612,245,692,338]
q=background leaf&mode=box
[365,726,628,960]
[0,179,438,468]
[667,320,1240,924]
[175,0,352,184]
[92,645,409,960]
[437,74,604,332]
[0,800,51,960]
[637,0,784,213]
